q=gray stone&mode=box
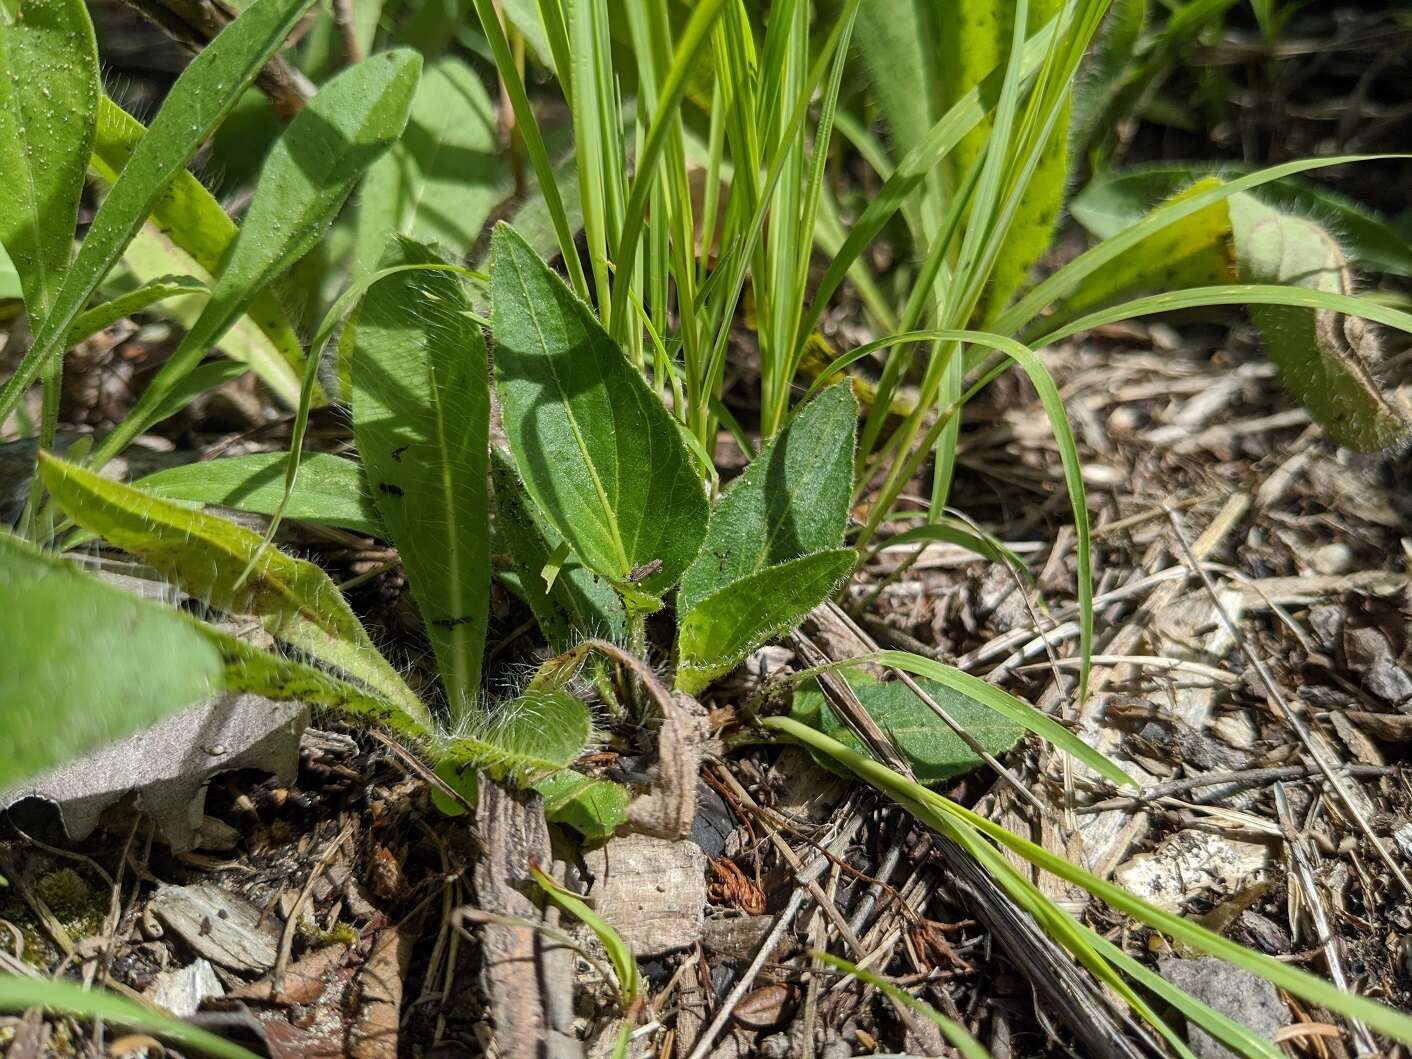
[1159,957,1287,1059]
[0,694,307,852]
[147,958,225,1017]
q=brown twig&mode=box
[272,821,355,992]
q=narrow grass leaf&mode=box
[0,974,258,1059]
[38,453,425,725]
[531,861,642,1005]
[679,382,857,615]
[353,57,509,274]
[137,451,380,536]
[0,0,317,423]
[0,529,225,790]
[96,49,422,466]
[676,548,856,696]
[64,274,206,347]
[491,223,708,598]
[350,238,490,714]
[0,0,99,321]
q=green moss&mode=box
[297,917,360,948]
[35,868,105,941]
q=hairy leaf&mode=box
[350,238,489,712]
[92,96,310,400]
[792,670,1022,786]
[38,453,425,724]
[0,0,318,423]
[354,57,509,273]
[1230,193,1410,451]
[98,50,421,465]
[536,770,630,840]
[491,448,626,644]
[0,529,224,790]
[442,689,593,786]
[679,382,857,616]
[0,0,99,321]
[491,222,708,599]
[1069,0,1146,163]
[676,548,856,695]
[1073,162,1412,277]
[137,451,381,536]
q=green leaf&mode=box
[531,861,642,1006]
[536,771,630,841]
[0,529,225,790]
[353,57,509,274]
[37,452,426,726]
[0,973,259,1059]
[1049,176,1234,328]
[1229,193,1410,452]
[675,548,856,696]
[350,238,490,714]
[678,382,857,616]
[1072,162,1412,277]
[491,448,626,644]
[136,451,380,535]
[0,0,319,424]
[1069,0,1146,163]
[791,670,1022,786]
[64,274,207,347]
[853,0,938,157]
[96,48,423,466]
[0,240,21,301]
[490,223,708,597]
[442,689,593,786]
[0,0,99,321]
[92,95,310,402]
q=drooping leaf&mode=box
[137,452,381,536]
[350,238,490,713]
[679,382,857,616]
[91,95,310,401]
[1047,176,1234,329]
[791,670,1022,786]
[0,0,99,321]
[441,689,593,786]
[1072,162,1412,277]
[37,452,426,725]
[536,770,630,840]
[491,448,626,644]
[675,548,856,695]
[0,529,225,790]
[1229,193,1410,452]
[353,57,509,274]
[0,973,260,1059]
[490,222,708,600]
[531,861,642,1006]
[95,48,422,466]
[0,0,319,423]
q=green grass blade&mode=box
[64,275,207,347]
[531,862,642,1006]
[0,0,318,425]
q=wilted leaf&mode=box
[442,689,593,786]
[0,530,225,790]
[791,670,1022,786]
[98,48,423,464]
[676,548,856,695]
[0,0,99,321]
[1230,193,1410,452]
[38,453,425,724]
[491,222,708,600]
[350,239,491,713]
[491,448,626,644]
[679,382,857,616]
[354,57,509,273]
[0,0,318,423]
[137,451,380,536]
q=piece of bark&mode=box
[149,882,281,973]
[582,834,707,957]
[348,927,413,1059]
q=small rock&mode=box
[733,984,795,1029]
[581,834,706,957]
[150,882,281,973]
[1159,956,1287,1059]
[1307,543,1353,575]
[147,958,224,1018]
[1115,830,1271,913]
[1364,660,1412,708]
